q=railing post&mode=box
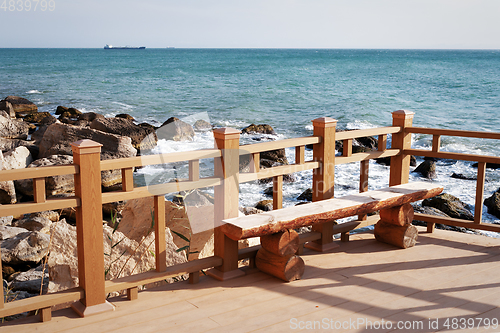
[389,110,414,186]
[70,139,115,317]
[207,128,245,281]
[305,117,338,252]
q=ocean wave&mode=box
[26,90,42,94]
[112,102,134,109]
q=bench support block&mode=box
[255,248,305,282]
[374,220,418,249]
[206,268,245,281]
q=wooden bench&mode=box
[222,182,443,281]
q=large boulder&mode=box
[0,231,50,265]
[23,112,55,124]
[0,138,37,155]
[422,193,474,221]
[78,112,105,122]
[47,220,186,293]
[193,119,212,131]
[157,117,195,141]
[297,188,313,202]
[90,117,157,153]
[38,122,137,159]
[2,96,38,115]
[255,199,273,211]
[414,160,437,179]
[412,205,470,233]
[0,215,14,226]
[0,111,29,139]
[0,225,28,240]
[0,100,16,118]
[15,155,75,197]
[484,189,500,219]
[118,197,215,261]
[2,146,32,169]
[12,216,52,234]
[241,124,276,135]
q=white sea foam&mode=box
[112,101,134,109]
[26,90,42,94]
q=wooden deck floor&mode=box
[2,226,500,333]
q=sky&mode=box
[0,0,499,49]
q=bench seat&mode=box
[222,182,443,240]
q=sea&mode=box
[1,48,499,235]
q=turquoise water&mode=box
[1,48,500,228]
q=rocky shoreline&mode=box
[1,95,499,320]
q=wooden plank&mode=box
[432,135,441,152]
[335,149,399,165]
[295,146,305,165]
[389,110,414,186]
[101,177,222,204]
[332,215,380,234]
[222,182,443,240]
[104,256,223,293]
[475,162,486,224]
[238,136,320,155]
[0,197,80,217]
[39,307,52,322]
[414,213,500,233]
[335,126,401,140]
[249,153,260,173]
[100,149,221,171]
[406,148,500,165]
[272,175,283,210]
[189,160,200,182]
[0,164,78,182]
[358,160,369,221]
[154,195,167,272]
[33,178,46,203]
[239,162,319,183]
[378,134,387,151]
[121,167,134,192]
[407,126,500,140]
[342,139,353,157]
[0,288,84,318]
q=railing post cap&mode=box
[392,110,415,119]
[71,139,103,154]
[213,127,241,140]
[312,117,338,127]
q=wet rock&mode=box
[78,112,105,122]
[23,112,55,124]
[255,199,273,211]
[0,100,16,118]
[472,162,500,170]
[422,193,474,221]
[239,207,264,215]
[12,216,52,234]
[242,124,276,135]
[414,160,436,179]
[2,96,38,115]
[193,119,212,131]
[15,155,75,197]
[355,136,378,150]
[0,111,29,139]
[115,113,135,121]
[38,122,137,160]
[261,148,288,165]
[56,106,81,119]
[0,225,28,240]
[90,117,157,153]
[484,189,500,219]
[412,205,470,233]
[10,265,49,294]
[373,155,417,166]
[158,117,195,141]
[1,231,50,265]
[451,173,477,181]
[263,186,274,196]
[297,188,313,202]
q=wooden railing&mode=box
[1,110,499,322]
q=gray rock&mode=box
[297,188,313,201]
[255,200,273,211]
[38,122,137,160]
[0,215,14,226]
[414,160,437,179]
[158,117,195,141]
[484,189,500,219]
[241,124,276,135]
[78,112,105,122]
[10,265,49,294]
[422,193,474,221]
[0,225,28,240]
[0,151,16,204]
[2,146,32,170]
[2,96,38,115]
[12,216,52,234]
[90,117,157,153]
[1,231,50,265]
[193,119,212,131]
[0,100,16,118]
[29,210,60,222]
[0,138,37,155]
[0,111,29,139]
[239,207,264,215]
[15,155,75,197]
[172,190,214,207]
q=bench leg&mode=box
[304,220,339,252]
[341,231,350,242]
[374,204,418,249]
[207,229,245,281]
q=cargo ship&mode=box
[104,44,146,49]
